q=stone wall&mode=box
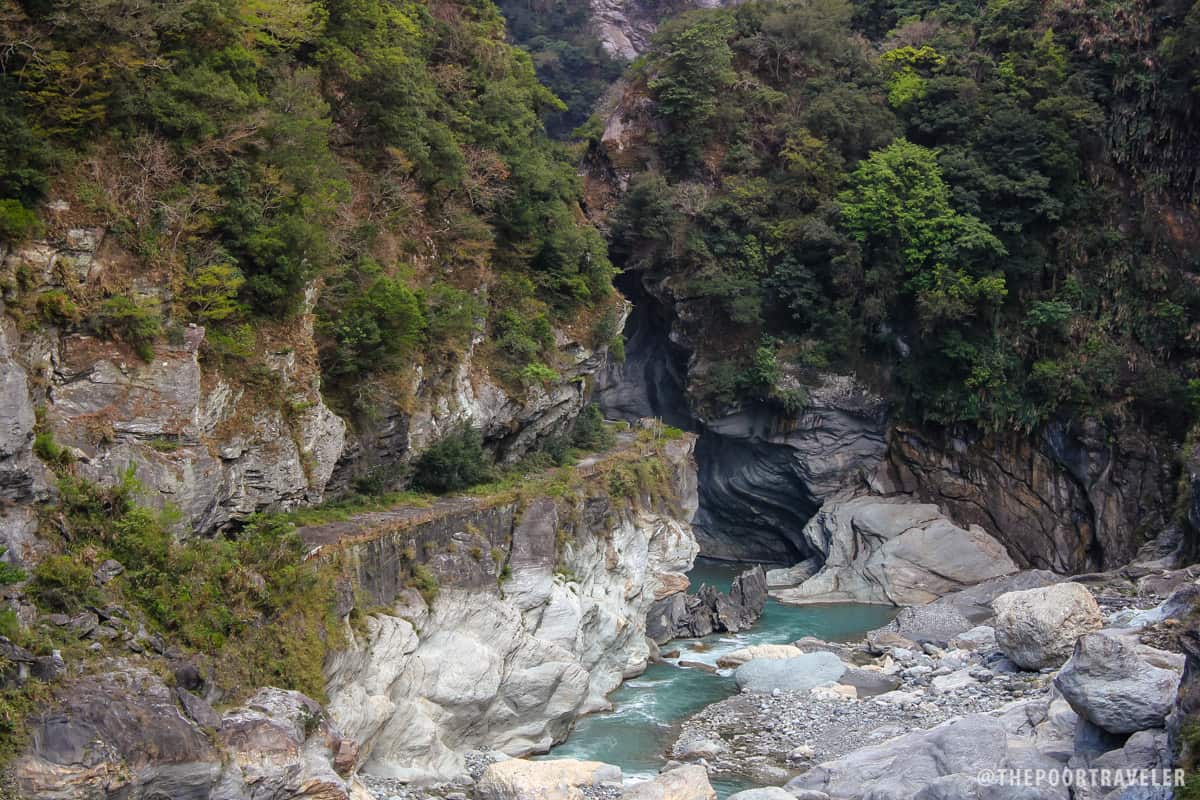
[878,420,1176,573]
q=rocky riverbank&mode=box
[661,569,1196,798]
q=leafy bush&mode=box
[32,431,73,469]
[327,275,426,378]
[0,200,40,245]
[425,283,484,352]
[0,87,49,205]
[520,362,559,386]
[571,403,614,451]
[29,555,97,613]
[409,563,439,603]
[35,291,81,325]
[411,425,493,494]
[89,296,163,361]
[183,263,247,325]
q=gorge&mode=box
[0,0,1198,798]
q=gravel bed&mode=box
[670,642,1054,786]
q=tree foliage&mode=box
[0,0,614,406]
[609,0,1200,432]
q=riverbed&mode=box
[540,560,897,797]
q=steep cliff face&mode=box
[588,0,726,60]
[595,287,691,429]
[307,434,700,783]
[5,430,699,797]
[596,264,1180,571]
[0,228,618,549]
[330,317,621,495]
[879,421,1176,573]
[0,229,348,541]
[595,273,892,562]
[587,83,1185,574]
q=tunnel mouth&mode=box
[692,427,821,565]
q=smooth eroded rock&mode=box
[775,496,1018,606]
[716,644,802,668]
[476,758,621,800]
[624,765,715,800]
[734,651,847,693]
[728,788,798,800]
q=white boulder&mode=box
[992,583,1102,670]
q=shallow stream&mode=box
[541,560,897,797]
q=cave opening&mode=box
[597,278,820,566]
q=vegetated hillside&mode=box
[493,0,625,136]
[593,0,1200,437]
[0,0,617,421]
[0,0,633,771]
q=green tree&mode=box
[838,139,1007,331]
[647,13,736,170]
[326,273,426,379]
[411,425,493,493]
[183,264,247,324]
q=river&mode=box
[540,560,897,797]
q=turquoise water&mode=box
[541,560,897,797]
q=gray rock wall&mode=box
[1,226,619,542]
[319,435,702,783]
[694,378,890,562]
[879,420,1175,573]
[12,666,366,800]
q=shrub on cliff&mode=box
[89,297,163,361]
[0,200,40,245]
[571,403,614,451]
[411,425,493,493]
[26,472,340,702]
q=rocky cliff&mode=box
[877,421,1180,573]
[587,0,726,60]
[0,227,618,552]
[13,670,369,800]
[593,237,1183,577]
[4,429,701,797]
[305,432,700,783]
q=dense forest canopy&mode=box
[603,0,1200,435]
[0,0,617,415]
[2,0,1199,438]
[492,0,624,136]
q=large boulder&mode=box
[12,665,363,800]
[477,759,622,800]
[734,651,847,693]
[624,765,715,800]
[727,788,797,800]
[993,583,1102,670]
[774,496,1018,606]
[871,603,973,644]
[1055,633,1182,734]
[716,644,802,668]
[934,570,1063,622]
[839,667,901,696]
[787,710,1069,799]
